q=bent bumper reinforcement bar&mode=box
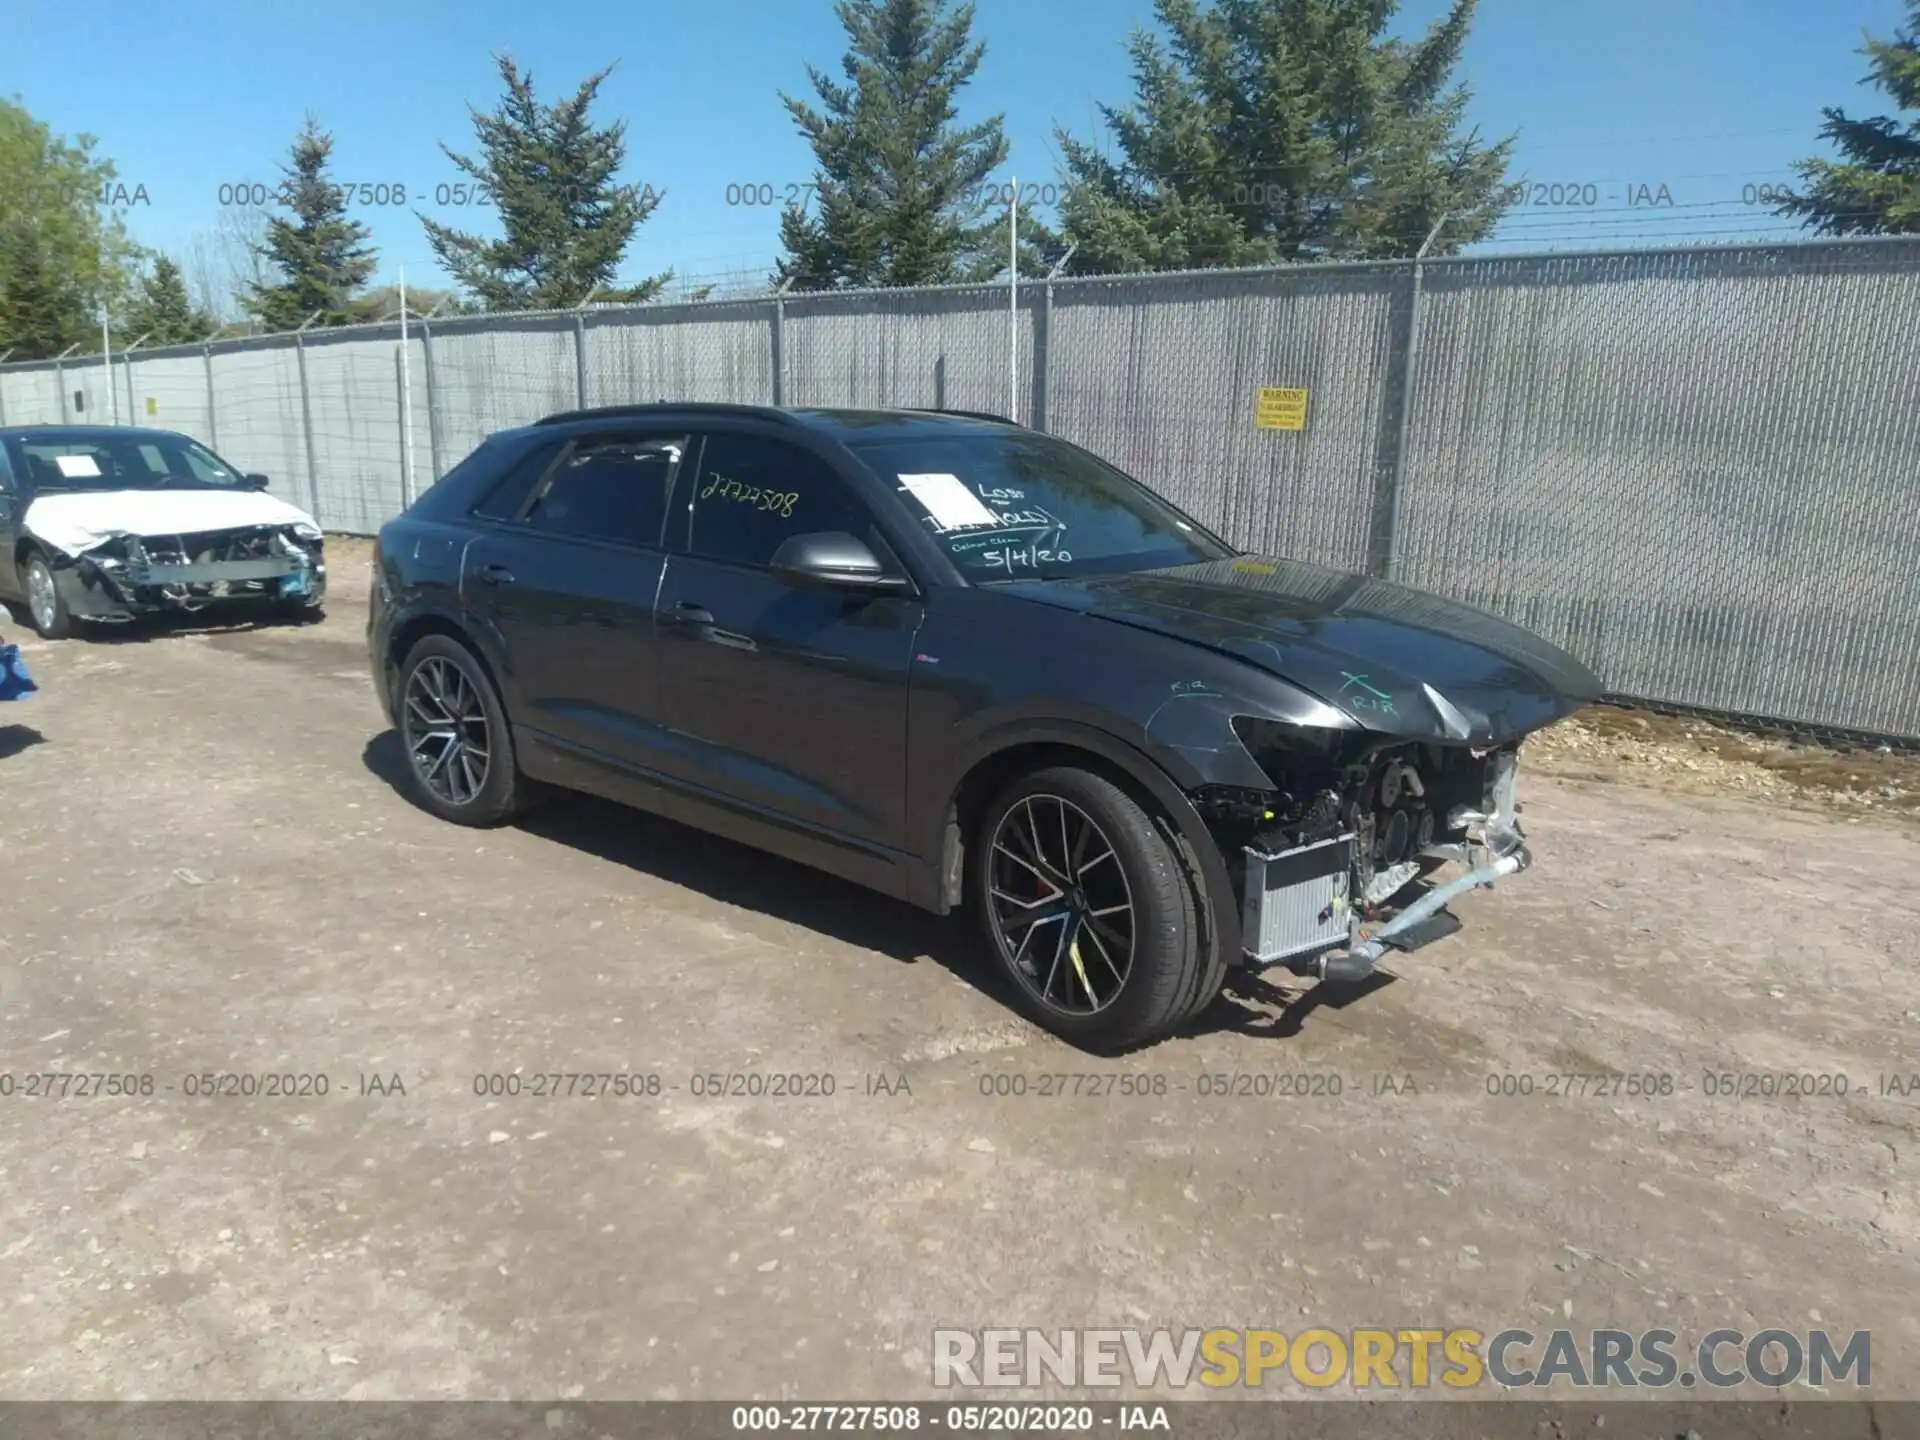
[1309,843,1530,984]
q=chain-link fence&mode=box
[3,236,1917,738]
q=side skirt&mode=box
[515,726,935,910]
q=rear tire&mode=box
[973,766,1203,1052]
[23,553,72,640]
[395,635,530,827]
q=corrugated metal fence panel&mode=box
[586,299,776,408]
[0,365,62,425]
[126,350,214,445]
[1046,267,1404,571]
[785,285,1037,421]
[428,317,577,474]
[1394,241,1920,737]
[209,341,311,513]
[299,329,409,535]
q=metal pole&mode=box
[1008,177,1018,422]
[393,349,411,510]
[56,343,78,422]
[421,319,444,483]
[295,315,324,526]
[573,310,589,408]
[398,266,416,508]
[101,309,118,423]
[0,348,11,427]
[1039,246,1075,435]
[123,332,150,427]
[203,343,219,449]
[1379,212,1450,582]
[772,274,794,407]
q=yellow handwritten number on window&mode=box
[701,472,799,517]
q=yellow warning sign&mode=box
[145,396,158,416]
[1255,387,1309,431]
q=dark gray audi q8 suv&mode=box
[369,404,1598,1051]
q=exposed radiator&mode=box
[1240,833,1355,964]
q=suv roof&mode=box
[530,403,1021,442]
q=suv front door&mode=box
[650,428,922,855]
[459,428,687,768]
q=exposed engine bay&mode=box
[1195,718,1530,979]
[44,524,325,620]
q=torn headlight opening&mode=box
[290,522,323,542]
[1220,713,1527,922]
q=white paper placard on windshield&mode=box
[55,454,103,479]
[897,473,999,532]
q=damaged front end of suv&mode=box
[46,524,326,623]
[1194,721,1533,983]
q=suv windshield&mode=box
[848,431,1232,581]
[12,434,248,493]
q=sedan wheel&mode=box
[975,766,1210,1052]
[24,555,71,639]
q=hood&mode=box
[1008,555,1602,745]
[23,489,319,557]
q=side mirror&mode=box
[243,473,270,491]
[769,531,908,592]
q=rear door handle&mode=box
[477,563,516,586]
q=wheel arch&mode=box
[384,607,510,721]
[927,721,1243,962]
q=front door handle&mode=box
[671,600,715,626]
[476,563,516,586]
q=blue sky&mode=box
[2,0,1910,298]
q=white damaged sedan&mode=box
[0,426,326,638]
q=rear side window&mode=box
[685,433,869,568]
[470,440,564,521]
[522,435,687,549]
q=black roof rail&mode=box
[904,408,1021,426]
[535,402,800,427]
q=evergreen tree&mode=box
[125,254,218,346]
[423,56,669,310]
[1776,1,1920,235]
[246,117,378,330]
[1053,0,1514,274]
[774,0,1011,290]
[0,97,141,359]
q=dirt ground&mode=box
[0,539,1914,1402]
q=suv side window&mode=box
[685,433,872,569]
[0,443,15,492]
[470,439,566,521]
[521,434,688,548]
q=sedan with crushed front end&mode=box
[369,404,1600,1051]
[0,426,326,638]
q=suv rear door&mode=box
[459,427,688,766]
[649,427,923,854]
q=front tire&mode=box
[974,766,1203,1052]
[396,635,528,826]
[23,553,72,639]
